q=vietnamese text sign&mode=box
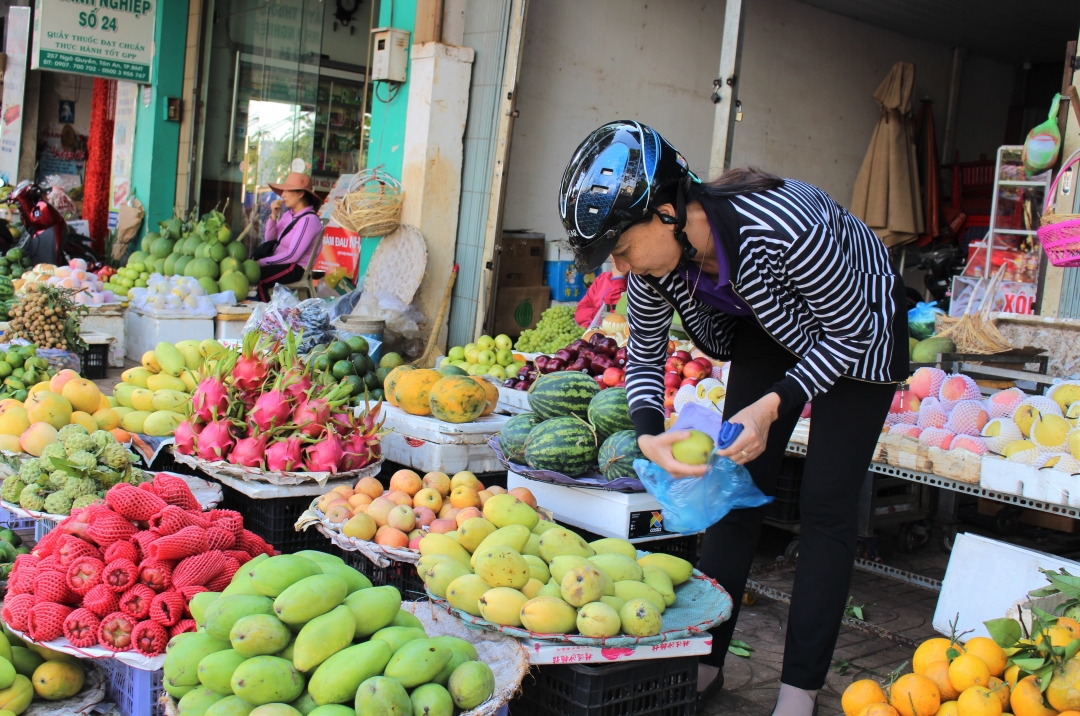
[317,225,361,281]
[32,0,157,83]
[0,7,31,184]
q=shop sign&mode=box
[0,7,31,184]
[32,0,158,83]
[108,81,138,229]
[316,225,361,281]
[950,276,1037,317]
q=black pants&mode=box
[257,263,305,301]
[698,320,896,689]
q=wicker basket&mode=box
[1037,149,1080,267]
[331,168,403,237]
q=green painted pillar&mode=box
[359,0,416,279]
[130,0,188,239]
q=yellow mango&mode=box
[130,388,155,412]
[146,373,186,393]
[151,389,189,413]
[141,351,161,373]
[120,410,151,434]
[155,342,186,376]
[121,367,153,388]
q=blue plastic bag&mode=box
[908,302,943,341]
[633,412,772,534]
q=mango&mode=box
[539,526,594,561]
[457,517,496,553]
[130,388,155,412]
[444,575,486,616]
[390,610,424,630]
[521,578,544,599]
[0,675,33,714]
[308,707,354,716]
[293,605,356,672]
[230,614,291,658]
[249,705,301,716]
[429,637,477,686]
[419,533,472,569]
[448,661,495,710]
[536,581,563,599]
[206,695,257,716]
[178,686,226,716]
[151,387,189,411]
[589,553,643,583]
[201,339,228,359]
[344,585,400,638]
[619,598,662,637]
[531,520,558,535]
[120,367,153,388]
[9,649,41,678]
[523,555,550,584]
[642,566,676,606]
[420,560,471,599]
[312,563,370,595]
[180,369,199,392]
[165,633,232,689]
[189,592,222,627]
[198,649,247,695]
[166,684,198,702]
[144,409,184,437]
[577,601,622,637]
[176,341,204,371]
[549,555,590,585]
[147,373,187,393]
[369,626,427,655]
[590,537,638,560]
[637,553,693,585]
[0,632,12,668]
[222,572,261,596]
[562,564,605,607]
[289,692,318,714]
[520,596,578,633]
[120,409,152,433]
[277,640,295,662]
[156,341,186,376]
[204,595,275,640]
[478,587,528,627]
[24,643,75,662]
[613,580,666,613]
[354,676,411,716]
[273,574,347,624]
[416,554,456,573]
[470,525,530,567]
[308,640,392,706]
[410,683,454,716]
[142,350,162,373]
[31,660,73,699]
[383,638,452,688]
[231,656,305,706]
[0,657,11,691]
[474,544,530,589]
[482,493,539,530]
[250,556,323,597]
[600,596,627,612]
[522,533,541,557]
[293,550,343,566]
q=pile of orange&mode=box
[840,629,1076,716]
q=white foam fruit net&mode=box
[917,402,949,429]
[986,388,1025,419]
[919,427,955,450]
[937,374,982,411]
[945,400,989,436]
[1031,414,1071,453]
[1052,454,1080,474]
[910,367,945,400]
[981,418,1022,454]
[951,436,986,455]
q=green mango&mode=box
[249,555,322,598]
[203,595,275,641]
[307,641,392,706]
[383,638,452,689]
[292,605,356,673]
[197,649,247,695]
[273,574,348,624]
[229,656,305,706]
[164,633,231,689]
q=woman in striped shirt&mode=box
[559,122,907,716]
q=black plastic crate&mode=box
[333,545,427,601]
[765,457,802,524]
[80,343,109,380]
[147,448,199,476]
[217,482,327,554]
[566,525,701,567]
[510,656,698,716]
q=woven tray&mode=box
[171,449,384,487]
[295,498,419,568]
[428,565,732,648]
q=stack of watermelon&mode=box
[497,371,645,481]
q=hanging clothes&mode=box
[851,62,924,248]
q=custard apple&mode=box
[18,484,45,511]
[102,444,131,471]
[48,470,71,490]
[40,442,67,466]
[63,477,97,499]
[17,458,43,484]
[125,468,149,485]
[63,434,94,456]
[91,431,114,453]
[57,424,89,442]
[66,450,97,472]
[72,494,102,510]
[1,476,25,503]
[43,491,72,516]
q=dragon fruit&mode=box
[330,412,352,436]
[196,420,235,462]
[294,398,332,438]
[303,433,344,473]
[249,390,292,432]
[234,332,269,394]
[342,432,381,471]
[266,437,304,472]
[173,420,201,456]
[192,376,230,423]
[230,432,269,468]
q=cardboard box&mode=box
[493,287,550,337]
[499,233,545,288]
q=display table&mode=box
[124,306,214,363]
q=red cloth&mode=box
[574,272,627,327]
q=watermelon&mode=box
[598,430,644,481]
[588,388,633,440]
[524,416,598,476]
[438,364,469,377]
[499,412,543,464]
[527,371,601,420]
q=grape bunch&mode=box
[515,305,584,353]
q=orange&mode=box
[1036,626,1077,649]
[916,639,965,675]
[1058,712,1080,716]
[924,661,961,701]
[1011,676,1057,716]
[843,680,889,716]
[950,655,992,692]
[1059,618,1080,634]
[988,678,1011,712]
[936,703,959,716]
[965,638,1007,678]
[1004,666,1022,688]
[860,706,901,716]
[891,673,942,716]
[958,686,1003,716]
[1048,658,1080,712]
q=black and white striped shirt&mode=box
[626,179,905,435]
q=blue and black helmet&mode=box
[559,121,695,273]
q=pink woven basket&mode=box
[1038,149,1080,267]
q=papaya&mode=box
[393,369,441,416]
[382,366,415,407]
[428,376,487,423]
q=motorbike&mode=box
[907,243,965,313]
[0,179,99,267]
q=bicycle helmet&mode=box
[559,120,696,273]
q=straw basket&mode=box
[1037,149,1080,267]
[331,168,403,237]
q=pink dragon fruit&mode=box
[195,420,235,462]
[233,332,269,394]
[266,437,304,472]
[303,433,344,473]
[342,432,381,471]
[229,433,269,468]
[330,412,353,436]
[173,420,201,456]
[193,377,230,423]
[249,390,292,433]
[282,368,312,402]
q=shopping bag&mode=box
[1023,93,1062,176]
[908,301,943,341]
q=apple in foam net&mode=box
[889,390,920,414]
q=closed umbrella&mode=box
[851,61,924,248]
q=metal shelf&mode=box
[786,441,1080,519]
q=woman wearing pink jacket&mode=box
[257,172,323,300]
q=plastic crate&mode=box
[333,545,427,601]
[217,482,327,554]
[510,655,698,716]
[0,506,38,533]
[33,515,58,543]
[100,658,164,716]
[765,457,802,524]
[79,343,109,380]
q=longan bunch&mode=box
[1,284,86,350]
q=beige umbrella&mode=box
[851,61,924,247]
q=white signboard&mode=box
[32,0,157,83]
[108,80,138,226]
[0,7,32,184]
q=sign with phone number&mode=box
[32,0,157,83]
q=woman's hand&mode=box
[718,393,781,465]
[270,199,283,221]
[638,431,708,478]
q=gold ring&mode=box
[741,450,750,460]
